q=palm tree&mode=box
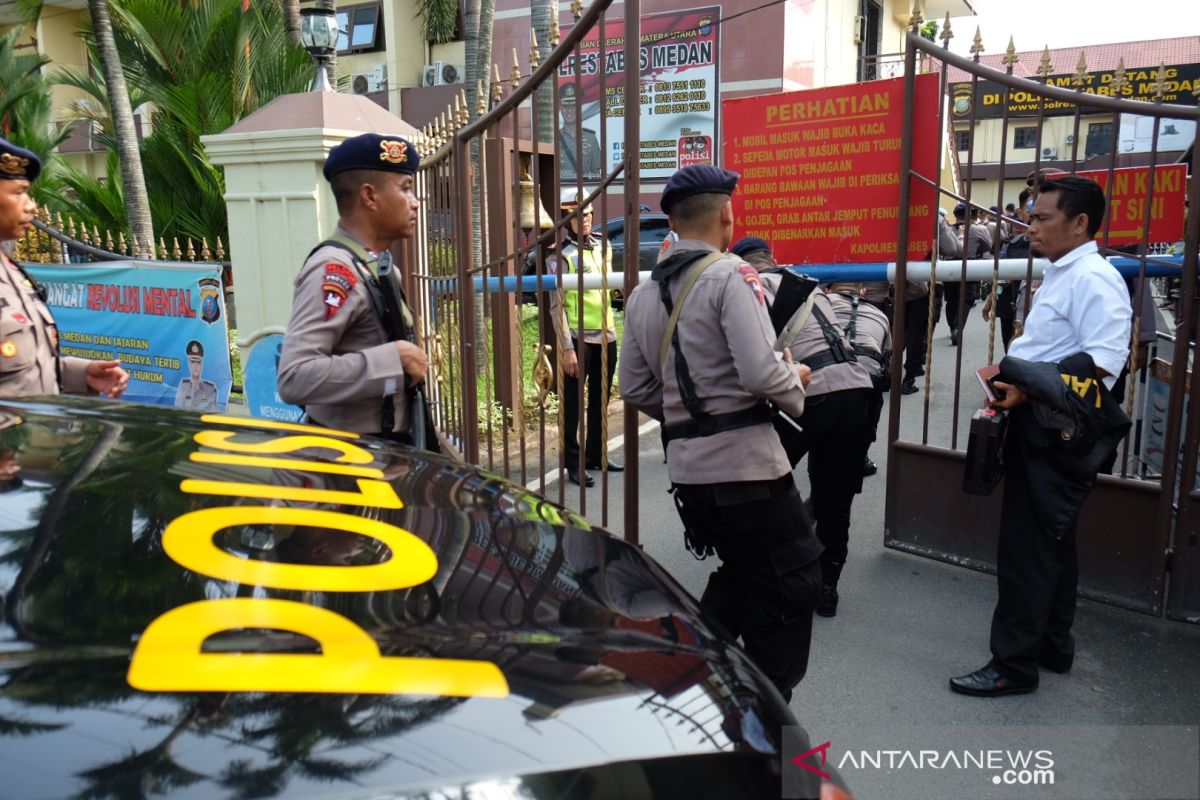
[530,0,554,144]
[52,0,312,244]
[87,0,154,255]
[282,0,301,44]
[0,28,71,206]
[0,27,49,137]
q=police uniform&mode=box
[175,339,219,411]
[548,194,617,480]
[762,274,873,617]
[0,139,94,398]
[827,287,891,464]
[277,134,421,438]
[559,83,602,181]
[620,165,822,700]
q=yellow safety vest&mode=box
[559,239,613,332]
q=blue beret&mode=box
[661,165,738,214]
[731,236,771,258]
[953,202,966,214]
[0,137,42,181]
[324,133,420,181]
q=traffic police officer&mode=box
[549,189,619,486]
[174,339,218,411]
[827,282,891,476]
[620,165,822,701]
[559,83,601,182]
[278,133,429,439]
[759,264,874,619]
[0,137,129,399]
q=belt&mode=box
[801,351,845,372]
[662,404,774,443]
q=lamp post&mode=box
[299,7,339,92]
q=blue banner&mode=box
[26,262,232,411]
[243,334,304,423]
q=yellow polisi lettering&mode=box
[194,431,375,464]
[180,476,402,508]
[162,506,435,590]
[128,598,509,697]
[200,414,359,439]
[189,451,384,479]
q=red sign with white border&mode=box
[1048,164,1186,246]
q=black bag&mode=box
[963,407,1008,496]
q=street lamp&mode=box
[299,7,339,92]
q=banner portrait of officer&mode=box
[174,339,218,411]
[559,83,602,182]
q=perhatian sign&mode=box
[722,73,941,264]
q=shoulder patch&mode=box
[546,257,558,275]
[737,263,764,305]
[322,262,357,320]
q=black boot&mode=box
[816,584,839,617]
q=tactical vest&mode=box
[560,239,612,331]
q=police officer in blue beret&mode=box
[730,236,776,270]
[620,164,822,701]
[0,136,129,399]
[278,133,432,441]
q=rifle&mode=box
[376,252,439,453]
[766,268,821,335]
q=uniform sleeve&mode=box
[718,268,806,417]
[617,290,663,420]
[277,255,405,407]
[1074,268,1131,380]
[59,356,92,394]
[546,253,575,351]
[938,220,961,259]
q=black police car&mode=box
[0,398,848,799]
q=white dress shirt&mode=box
[1007,240,1130,387]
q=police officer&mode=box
[559,83,601,182]
[174,339,219,411]
[758,257,874,619]
[0,137,129,399]
[620,165,821,701]
[549,189,619,486]
[278,133,429,440]
[826,282,891,476]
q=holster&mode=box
[670,484,716,560]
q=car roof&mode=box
[0,397,794,798]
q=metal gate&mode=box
[886,23,1200,621]
[397,0,644,541]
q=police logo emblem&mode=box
[198,277,222,325]
[0,341,15,357]
[379,140,409,165]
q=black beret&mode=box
[660,165,739,214]
[186,340,204,358]
[953,202,966,214]
[323,133,420,181]
[0,137,42,181]
[731,236,771,258]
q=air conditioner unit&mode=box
[350,65,387,95]
[423,61,464,86]
[1041,146,1058,159]
[1064,133,1076,144]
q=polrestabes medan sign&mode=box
[722,73,940,264]
[952,63,1200,119]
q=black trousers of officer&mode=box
[674,475,822,701]
[563,337,617,466]
[902,293,939,380]
[989,428,1078,683]
[781,387,871,588]
[944,280,977,337]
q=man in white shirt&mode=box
[950,176,1131,697]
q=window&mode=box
[1085,122,1113,157]
[336,3,382,55]
[955,130,971,152]
[1013,127,1038,149]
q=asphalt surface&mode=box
[548,302,1200,737]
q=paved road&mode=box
[550,304,1200,736]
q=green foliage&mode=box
[919,20,939,42]
[415,0,459,44]
[45,0,313,243]
[0,26,71,206]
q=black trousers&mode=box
[944,281,977,336]
[674,475,822,702]
[989,431,1079,683]
[778,388,871,588]
[902,293,939,379]
[563,338,617,464]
